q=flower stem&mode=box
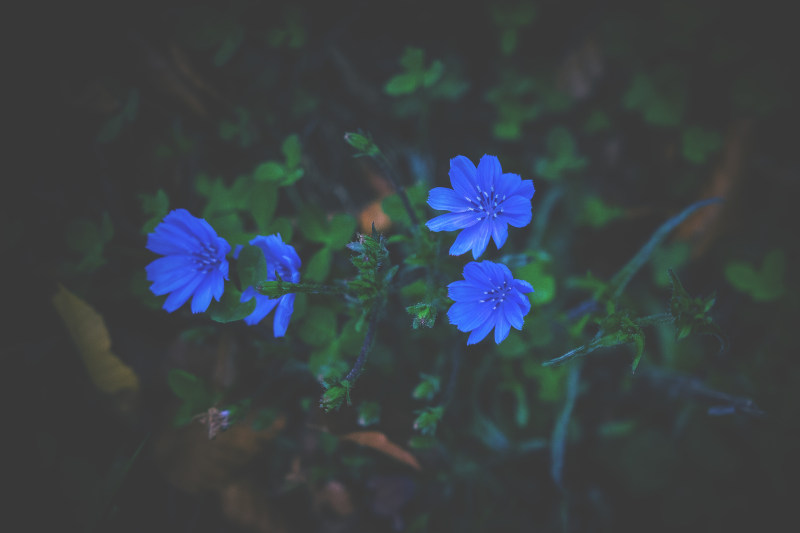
[344,306,381,384]
[376,153,420,230]
[257,280,347,298]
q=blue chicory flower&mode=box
[426,155,535,259]
[145,209,231,313]
[239,234,301,337]
[447,260,534,345]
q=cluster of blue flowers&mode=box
[427,155,535,345]
[145,154,533,345]
[145,209,300,337]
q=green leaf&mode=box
[579,196,626,228]
[250,181,278,233]
[724,249,785,301]
[623,68,687,127]
[207,287,256,323]
[422,60,444,88]
[301,306,337,347]
[237,245,268,288]
[305,247,332,282]
[282,134,302,169]
[631,332,645,373]
[168,369,207,402]
[326,213,357,246]
[297,205,329,244]
[385,73,420,96]
[140,189,169,234]
[412,374,440,401]
[513,260,556,305]
[254,161,285,182]
[399,47,425,70]
[682,126,723,164]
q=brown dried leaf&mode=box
[339,431,421,471]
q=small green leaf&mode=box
[631,333,645,373]
[297,205,329,244]
[422,60,444,88]
[412,374,440,401]
[282,134,302,169]
[385,73,420,96]
[305,247,332,282]
[579,196,626,228]
[724,250,785,301]
[168,369,206,402]
[208,287,257,323]
[682,126,723,164]
[254,161,285,182]
[358,402,381,427]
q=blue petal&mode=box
[491,221,508,250]
[449,220,491,258]
[467,317,495,345]
[513,279,534,294]
[190,274,217,313]
[428,187,470,212]
[146,255,194,281]
[426,212,479,232]
[503,300,525,330]
[447,280,488,302]
[496,173,535,201]
[449,155,478,197]
[476,155,502,194]
[273,294,295,337]
[148,265,196,295]
[448,300,495,332]
[462,261,493,285]
[162,274,204,312]
[167,209,217,245]
[242,292,280,326]
[494,313,511,343]
[498,196,532,227]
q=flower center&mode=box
[480,279,512,310]
[191,243,221,273]
[466,185,506,221]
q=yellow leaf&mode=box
[52,284,139,395]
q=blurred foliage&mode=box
[21,0,800,531]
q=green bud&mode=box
[406,302,438,329]
[413,406,444,436]
[412,374,440,400]
[344,131,381,157]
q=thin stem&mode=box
[635,313,674,327]
[257,280,347,297]
[344,307,381,383]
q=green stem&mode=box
[344,306,381,383]
[257,280,347,298]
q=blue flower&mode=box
[447,261,534,345]
[426,155,535,259]
[145,209,231,313]
[239,234,301,337]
